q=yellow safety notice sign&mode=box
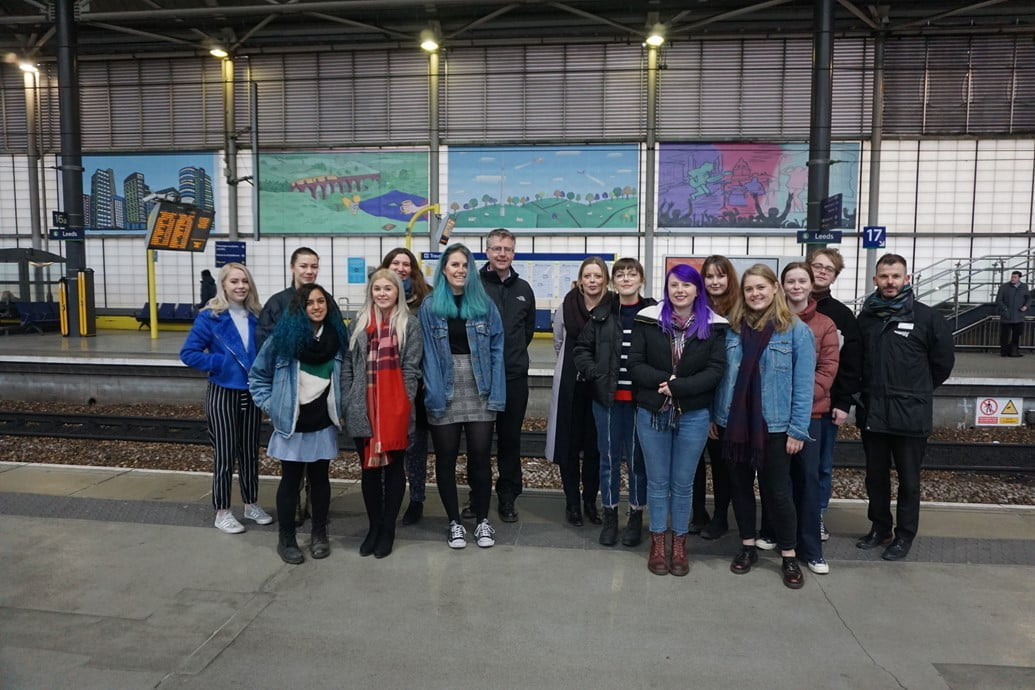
[975,397,1023,426]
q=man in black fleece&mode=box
[477,228,536,522]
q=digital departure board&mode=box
[146,201,215,252]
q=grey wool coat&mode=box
[339,316,423,440]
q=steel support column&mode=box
[865,31,886,280]
[643,43,659,295]
[806,0,834,237]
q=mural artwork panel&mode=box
[258,149,429,235]
[447,145,639,232]
[657,142,861,230]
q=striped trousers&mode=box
[204,382,262,510]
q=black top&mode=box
[295,384,332,433]
[814,294,863,413]
[448,294,471,355]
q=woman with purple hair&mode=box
[628,264,727,576]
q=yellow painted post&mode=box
[405,203,438,252]
[147,249,159,340]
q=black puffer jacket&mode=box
[856,295,955,437]
[572,296,657,406]
[627,304,727,414]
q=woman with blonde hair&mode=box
[712,263,815,589]
[341,268,423,558]
[547,256,610,526]
[180,262,272,534]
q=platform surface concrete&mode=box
[2,461,1034,690]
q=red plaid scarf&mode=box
[363,310,411,469]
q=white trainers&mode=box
[755,536,776,551]
[447,520,467,549]
[244,503,274,525]
[214,511,245,534]
[820,517,830,542]
[807,558,830,574]
[474,519,496,548]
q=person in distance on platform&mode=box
[573,257,657,547]
[628,264,726,576]
[806,247,862,543]
[995,270,1029,357]
[341,269,422,559]
[249,284,348,565]
[781,261,839,575]
[198,269,217,309]
[380,248,433,526]
[418,244,505,549]
[712,264,815,589]
[179,262,273,535]
[856,253,954,561]
[693,255,741,541]
[476,228,536,524]
[547,257,609,528]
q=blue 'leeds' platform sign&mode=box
[862,225,887,249]
[214,241,247,267]
[797,230,842,244]
[48,227,84,240]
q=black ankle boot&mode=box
[583,500,602,525]
[599,507,619,546]
[277,532,304,565]
[310,523,330,559]
[621,509,644,547]
[401,500,423,525]
[374,524,396,559]
[359,525,380,557]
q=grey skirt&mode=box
[428,354,496,426]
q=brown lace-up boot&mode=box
[648,531,669,575]
[670,534,689,576]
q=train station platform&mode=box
[2,462,1034,689]
[2,329,1035,424]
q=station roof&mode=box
[3,1,1035,61]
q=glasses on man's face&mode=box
[810,262,836,274]
[488,246,515,254]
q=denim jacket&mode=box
[248,340,344,439]
[179,309,257,390]
[417,300,506,418]
[712,319,816,441]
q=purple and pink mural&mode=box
[657,142,860,229]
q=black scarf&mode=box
[563,289,611,341]
[297,323,340,365]
[862,284,914,320]
[723,321,774,469]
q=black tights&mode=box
[431,420,494,522]
[359,443,406,534]
[278,459,330,537]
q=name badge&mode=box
[896,322,914,331]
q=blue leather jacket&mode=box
[248,340,344,439]
[712,319,816,441]
[179,309,257,390]
[417,300,506,418]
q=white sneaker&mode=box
[214,511,245,534]
[755,536,776,551]
[474,519,495,548]
[808,558,830,574]
[447,520,467,549]
[244,503,274,525]
[820,517,830,542]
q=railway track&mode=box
[1,412,1033,473]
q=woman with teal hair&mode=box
[250,283,349,565]
[418,244,506,550]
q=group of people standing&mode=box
[179,234,954,588]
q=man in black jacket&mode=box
[478,228,536,522]
[994,270,1029,357]
[807,248,863,541]
[856,253,955,561]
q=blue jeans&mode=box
[816,413,838,513]
[635,406,710,536]
[791,418,824,562]
[593,400,646,509]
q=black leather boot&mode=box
[277,531,304,565]
[621,509,644,547]
[310,522,330,559]
[374,522,396,559]
[359,525,380,557]
[599,507,619,546]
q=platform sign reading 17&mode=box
[862,225,886,249]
